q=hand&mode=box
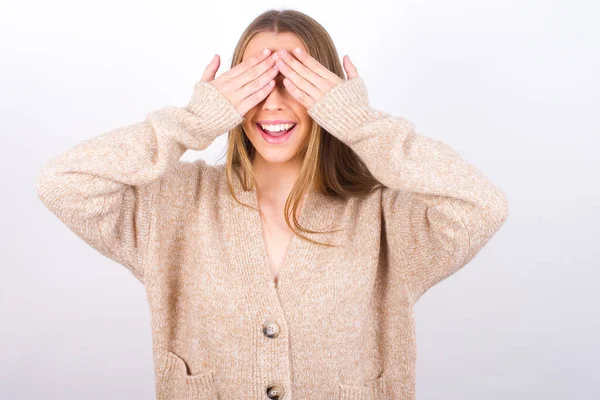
[200,49,280,116]
[273,48,360,109]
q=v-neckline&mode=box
[228,168,319,287]
[253,184,312,289]
[256,191,310,288]
[225,165,340,324]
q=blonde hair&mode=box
[219,9,383,247]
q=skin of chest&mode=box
[259,203,294,283]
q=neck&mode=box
[252,155,302,202]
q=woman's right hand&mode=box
[200,49,279,117]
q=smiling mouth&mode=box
[256,123,297,137]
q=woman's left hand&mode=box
[273,48,359,109]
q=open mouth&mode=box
[256,123,297,137]
[256,123,297,144]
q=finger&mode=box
[276,57,321,102]
[276,49,330,92]
[237,78,276,116]
[289,47,341,83]
[201,54,220,82]
[232,52,277,92]
[236,62,279,102]
[226,48,272,81]
[282,77,314,109]
[343,55,359,79]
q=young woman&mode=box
[36,8,508,400]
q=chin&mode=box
[254,149,299,165]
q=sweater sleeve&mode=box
[307,76,509,303]
[35,81,244,284]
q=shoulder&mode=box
[380,186,412,211]
[156,159,225,206]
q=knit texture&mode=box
[36,76,508,399]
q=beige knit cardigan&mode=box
[36,76,508,399]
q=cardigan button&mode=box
[262,321,280,338]
[266,384,284,399]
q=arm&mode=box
[35,81,244,283]
[307,76,509,302]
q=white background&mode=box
[1,0,598,399]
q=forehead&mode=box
[242,31,307,61]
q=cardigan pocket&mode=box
[157,351,219,400]
[337,371,389,400]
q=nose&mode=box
[262,75,287,111]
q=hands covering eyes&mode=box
[199,47,359,116]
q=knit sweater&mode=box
[36,76,508,400]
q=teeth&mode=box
[260,123,295,132]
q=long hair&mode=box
[219,9,383,247]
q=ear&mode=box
[343,55,359,80]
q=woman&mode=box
[36,8,508,400]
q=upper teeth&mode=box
[260,123,295,132]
